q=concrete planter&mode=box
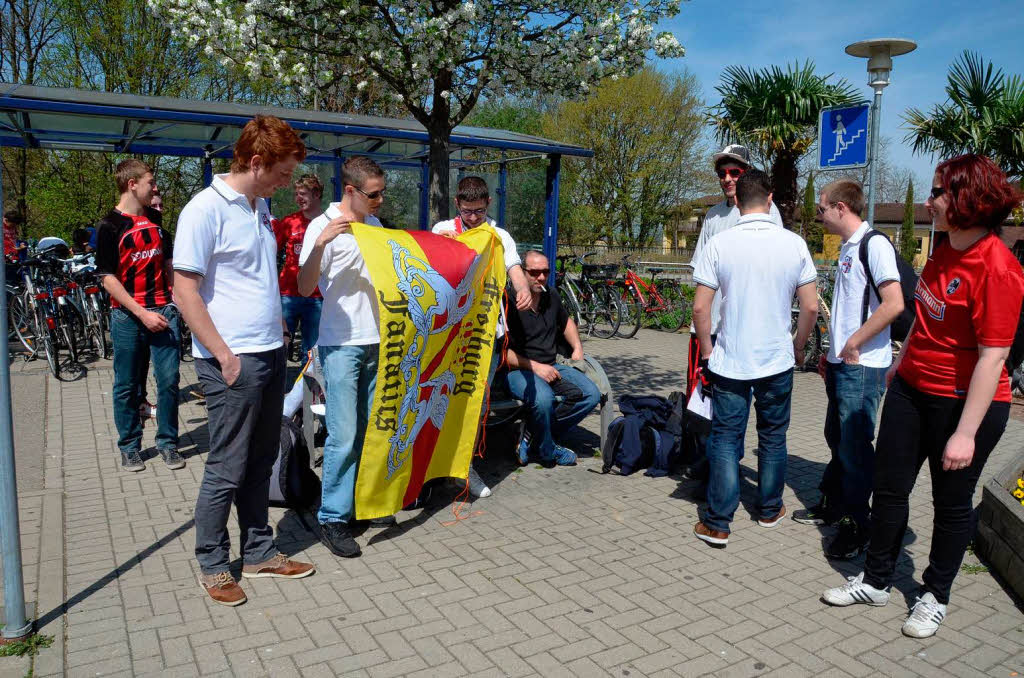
[975,450,1024,600]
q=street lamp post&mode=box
[845,38,917,227]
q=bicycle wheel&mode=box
[651,282,688,332]
[91,296,110,359]
[558,279,582,329]
[83,299,105,358]
[179,322,193,362]
[58,302,83,364]
[589,284,622,339]
[791,312,823,371]
[9,292,37,356]
[36,306,60,378]
[615,282,643,339]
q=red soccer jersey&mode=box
[274,211,321,298]
[898,233,1024,402]
[95,210,172,309]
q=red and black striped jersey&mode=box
[95,208,172,309]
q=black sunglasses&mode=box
[354,186,386,200]
[930,186,946,200]
[716,168,745,179]
[525,268,550,277]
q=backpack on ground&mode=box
[859,230,918,342]
[601,395,679,477]
[270,415,322,510]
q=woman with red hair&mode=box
[822,154,1024,638]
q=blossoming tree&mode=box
[147,0,685,220]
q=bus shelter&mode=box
[0,81,591,638]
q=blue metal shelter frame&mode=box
[0,82,591,636]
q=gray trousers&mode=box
[194,347,286,574]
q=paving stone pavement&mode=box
[2,328,1023,677]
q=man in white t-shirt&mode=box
[297,156,388,559]
[432,176,531,496]
[174,115,315,607]
[691,169,819,548]
[792,180,904,560]
[684,144,784,483]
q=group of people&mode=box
[687,143,1024,639]
[92,115,603,607]
[61,112,1024,637]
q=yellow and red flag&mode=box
[352,223,507,519]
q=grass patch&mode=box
[960,563,989,575]
[0,633,53,658]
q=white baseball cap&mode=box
[712,144,752,168]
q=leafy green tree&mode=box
[543,68,712,248]
[904,51,1024,178]
[899,179,916,264]
[150,0,686,224]
[799,172,822,255]
[709,60,863,229]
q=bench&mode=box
[300,353,614,457]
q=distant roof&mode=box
[0,82,592,166]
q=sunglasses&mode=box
[716,168,745,179]
[816,202,839,216]
[458,207,488,218]
[930,186,946,200]
[525,268,550,277]
[354,186,386,200]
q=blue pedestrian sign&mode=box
[818,103,870,170]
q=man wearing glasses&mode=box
[298,156,388,558]
[684,145,784,486]
[791,180,903,560]
[502,251,601,466]
[433,176,532,495]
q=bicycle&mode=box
[791,272,833,372]
[66,254,109,359]
[556,253,621,338]
[614,255,689,337]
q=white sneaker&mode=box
[902,592,946,638]
[467,466,491,498]
[822,572,890,607]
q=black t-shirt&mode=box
[506,290,569,366]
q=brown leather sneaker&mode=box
[694,521,729,548]
[241,553,316,579]
[199,571,247,606]
[758,506,787,528]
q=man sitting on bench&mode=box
[501,250,602,466]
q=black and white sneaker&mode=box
[822,572,890,607]
[120,450,145,472]
[792,500,838,526]
[902,592,946,638]
[159,448,186,470]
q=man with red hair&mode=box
[175,115,316,606]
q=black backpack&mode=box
[270,416,322,510]
[601,395,680,477]
[859,230,917,342]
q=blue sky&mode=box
[655,0,1024,192]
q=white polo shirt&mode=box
[827,222,901,368]
[173,174,283,359]
[690,200,784,334]
[299,203,380,346]
[432,216,520,338]
[693,213,817,380]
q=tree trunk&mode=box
[771,152,799,230]
[426,70,453,224]
[427,131,450,225]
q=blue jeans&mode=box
[819,362,887,530]
[705,369,793,533]
[111,305,180,454]
[319,343,378,523]
[500,364,601,459]
[281,295,322,357]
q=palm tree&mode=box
[709,60,864,228]
[904,52,1024,178]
